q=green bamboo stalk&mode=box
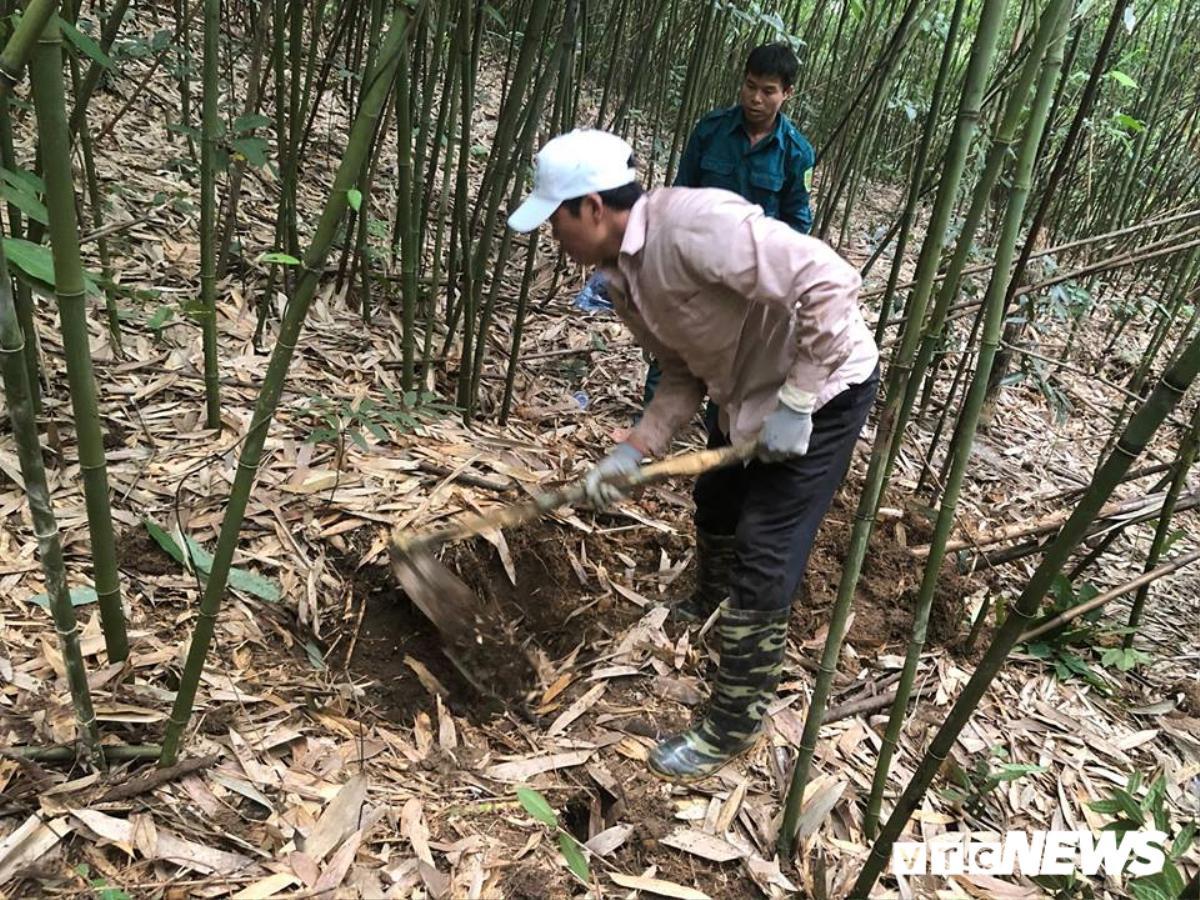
[29,14,127,663]
[396,24,416,388]
[852,330,1200,899]
[159,6,408,767]
[66,0,131,140]
[69,52,121,358]
[420,21,460,380]
[197,0,220,427]
[0,0,55,93]
[981,0,1130,408]
[863,0,1071,839]
[216,0,272,277]
[175,0,196,160]
[499,233,538,425]
[0,234,102,769]
[1123,400,1200,647]
[883,0,1073,482]
[778,0,1011,859]
[0,87,39,413]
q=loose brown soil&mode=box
[336,487,978,728]
[116,526,177,577]
[337,521,635,724]
[793,492,977,652]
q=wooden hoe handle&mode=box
[390,442,756,556]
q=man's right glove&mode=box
[583,442,643,508]
[757,385,815,462]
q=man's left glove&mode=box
[583,442,643,507]
[757,385,815,462]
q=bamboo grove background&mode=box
[1,0,1199,894]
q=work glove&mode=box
[583,442,643,508]
[757,385,815,462]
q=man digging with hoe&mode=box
[508,129,879,783]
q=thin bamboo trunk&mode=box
[0,85,39,411]
[853,327,1200,897]
[0,237,102,768]
[29,14,127,664]
[981,0,1130,409]
[159,7,409,767]
[0,0,56,93]
[397,26,416,388]
[864,0,1070,838]
[884,0,1072,481]
[1123,400,1200,647]
[778,0,1011,857]
[198,0,221,427]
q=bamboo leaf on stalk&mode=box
[256,250,301,266]
[233,113,271,133]
[231,136,269,167]
[0,179,47,225]
[0,165,45,195]
[1113,113,1146,132]
[3,238,101,295]
[1105,68,1138,89]
[347,188,362,211]
[53,15,111,68]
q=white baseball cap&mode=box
[508,129,637,233]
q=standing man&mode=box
[674,41,814,232]
[645,43,817,620]
[507,130,878,782]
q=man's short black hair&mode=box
[745,43,799,90]
[560,155,643,216]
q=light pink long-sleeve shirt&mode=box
[600,187,879,457]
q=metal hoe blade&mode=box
[390,546,482,642]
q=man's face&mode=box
[549,196,608,265]
[739,72,792,131]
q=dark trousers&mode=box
[694,368,880,611]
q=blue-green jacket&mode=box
[674,104,814,234]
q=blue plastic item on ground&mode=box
[573,271,614,313]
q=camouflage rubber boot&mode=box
[648,603,790,783]
[673,529,737,623]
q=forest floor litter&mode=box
[1,10,1199,900]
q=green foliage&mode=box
[515,786,591,884]
[347,188,363,212]
[113,28,172,63]
[1100,644,1151,671]
[1112,112,1146,133]
[74,864,132,900]
[55,15,112,68]
[0,166,48,225]
[3,237,103,297]
[299,389,454,452]
[1105,69,1138,90]
[143,519,281,602]
[936,744,1047,818]
[256,251,302,266]
[1087,772,1197,900]
[1021,575,1117,690]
